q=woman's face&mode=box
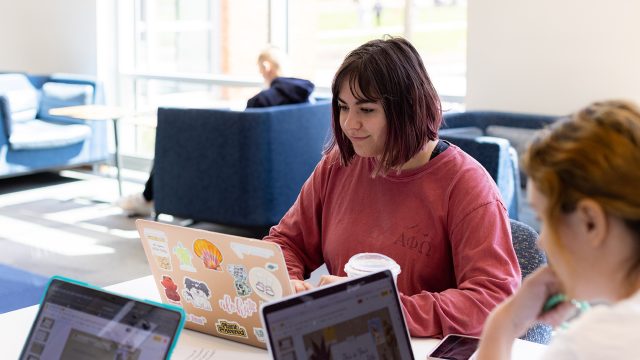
[338,81,387,158]
[529,182,584,298]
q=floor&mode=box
[0,171,269,288]
[0,170,539,289]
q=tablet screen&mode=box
[20,278,183,360]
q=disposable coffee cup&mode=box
[344,253,401,282]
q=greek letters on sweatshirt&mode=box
[265,145,521,337]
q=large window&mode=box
[288,0,467,101]
[117,0,269,158]
[116,0,466,161]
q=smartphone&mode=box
[427,334,480,360]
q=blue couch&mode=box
[154,100,332,228]
[0,73,109,179]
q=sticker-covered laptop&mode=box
[260,269,415,360]
[136,219,293,348]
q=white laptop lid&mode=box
[136,219,293,348]
[260,270,415,360]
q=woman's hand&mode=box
[317,275,348,287]
[476,266,571,360]
[291,279,314,293]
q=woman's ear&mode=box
[576,199,608,247]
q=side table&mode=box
[49,105,131,197]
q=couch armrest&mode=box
[442,111,559,132]
[0,96,11,144]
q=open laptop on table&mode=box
[20,276,184,360]
[261,269,415,360]
[136,219,293,348]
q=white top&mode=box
[542,289,640,359]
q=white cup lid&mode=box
[344,253,401,277]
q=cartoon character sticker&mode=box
[218,294,257,318]
[144,228,172,271]
[160,275,181,304]
[254,327,266,343]
[187,313,207,326]
[182,277,212,311]
[216,319,248,338]
[173,242,196,272]
[227,264,252,297]
[249,267,283,301]
[193,239,223,271]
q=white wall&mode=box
[467,0,640,114]
[0,0,98,75]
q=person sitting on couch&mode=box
[116,46,315,216]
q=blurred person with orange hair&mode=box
[477,100,640,359]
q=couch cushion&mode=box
[39,82,94,118]
[0,74,39,122]
[486,125,540,155]
[9,119,91,150]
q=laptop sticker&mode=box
[160,275,181,304]
[227,264,252,297]
[218,294,258,318]
[230,242,274,259]
[193,239,223,271]
[216,319,248,338]
[173,241,196,272]
[187,313,207,326]
[144,227,173,271]
[265,262,279,271]
[182,277,213,311]
[249,267,283,301]
[253,327,266,343]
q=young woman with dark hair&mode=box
[264,37,520,337]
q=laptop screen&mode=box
[20,278,183,360]
[261,270,415,360]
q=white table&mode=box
[0,276,547,359]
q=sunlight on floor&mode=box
[0,215,115,256]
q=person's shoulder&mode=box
[273,77,315,87]
[318,147,342,170]
[435,145,492,181]
[548,299,640,357]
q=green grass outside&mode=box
[318,5,465,31]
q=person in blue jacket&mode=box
[117,46,315,216]
[247,46,315,107]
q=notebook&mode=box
[20,276,185,360]
[260,269,415,360]
[136,219,293,348]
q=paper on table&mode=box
[171,347,216,360]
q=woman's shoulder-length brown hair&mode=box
[325,37,442,175]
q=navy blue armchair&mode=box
[0,73,108,178]
[154,101,331,228]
